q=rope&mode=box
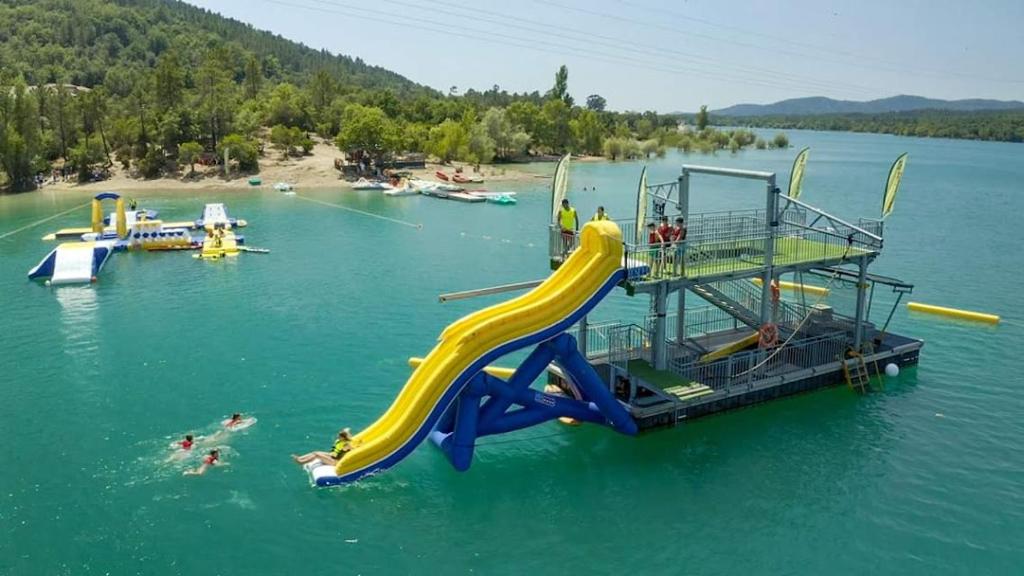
[737,239,855,377]
[475,430,567,446]
[0,201,91,241]
[293,194,422,229]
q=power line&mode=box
[259,0,879,100]
[531,0,1024,88]
[613,0,1024,85]
[373,0,877,97]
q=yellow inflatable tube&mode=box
[699,332,759,363]
[907,302,999,324]
[751,277,829,296]
[407,357,568,380]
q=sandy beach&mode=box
[36,140,544,193]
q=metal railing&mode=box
[605,316,851,396]
[565,320,621,359]
[664,330,850,393]
[550,206,882,284]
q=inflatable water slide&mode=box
[309,220,640,486]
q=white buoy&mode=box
[885,363,900,377]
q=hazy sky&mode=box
[188,0,1024,112]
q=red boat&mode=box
[435,171,449,181]
[452,174,472,184]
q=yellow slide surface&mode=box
[334,220,624,479]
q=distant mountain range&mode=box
[712,95,1024,117]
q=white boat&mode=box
[273,182,294,192]
[467,191,517,198]
[351,178,393,190]
[383,185,419,197]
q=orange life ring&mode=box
[758,323,779,349]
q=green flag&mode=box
[634,166,648,245]
[881,153,908,219]
[788,147,810,199]
[550,153,571,224]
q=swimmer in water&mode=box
[222,413,256,429]
[292,429,354,467]
[180,434,194,450]
[184,449,220,476]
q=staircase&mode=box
[690,283,762,329]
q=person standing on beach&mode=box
[558,198,578,257]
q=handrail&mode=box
[682,164,776,181]
[780,196,882,245]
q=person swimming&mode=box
[222,413,255,429]
[180,434,194,450]
[292,429,354,467]
[184,449,220,476]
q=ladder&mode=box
[861,339,884,391]
[842,349,871,393]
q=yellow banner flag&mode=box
[881,153,908,219]
[550,153,571,224]
[634,166,648,245]
[787,147,810,199]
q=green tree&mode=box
[772,132,789,148]
[270,124,309,157]
[243,54,262,100]
[482,107,523,160]
[428,119,469,163]
[585,94,607,112]
[70,135,107,181]
[548,65,573,107]
[0,79,42,190]
[153,50,185,113]
[195,47,237,149]
[696,105,709,131]
[334,104,399,160]
[467,122,495,164]
[266,83,311,128]
[217,134,259,172]
[308,69,335,124]
[541,99,571,153]
[178,141,203,174]
[570,109,604,155]
[80,88,112,164]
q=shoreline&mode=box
[31,142,545,194]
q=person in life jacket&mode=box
[591,206,610,221]
[184,449,220,476]
[668,216,687,274]
[646,221,665,276]
[558,198,579,257]
[292,428,355,466]
[180,435,194,450]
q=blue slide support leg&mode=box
[431,332,638,471]
[477,341,555,427]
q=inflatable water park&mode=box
[301,152,944,488]
[28,192,261,285]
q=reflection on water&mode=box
[55,285,99,360]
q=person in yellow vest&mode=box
[558,198,578,257]
[292,428,354,466]
[591,206,610,221]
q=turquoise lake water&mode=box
[1,131,1022,574]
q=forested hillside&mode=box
[719,110,1024,143]
[0,0,775,191]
